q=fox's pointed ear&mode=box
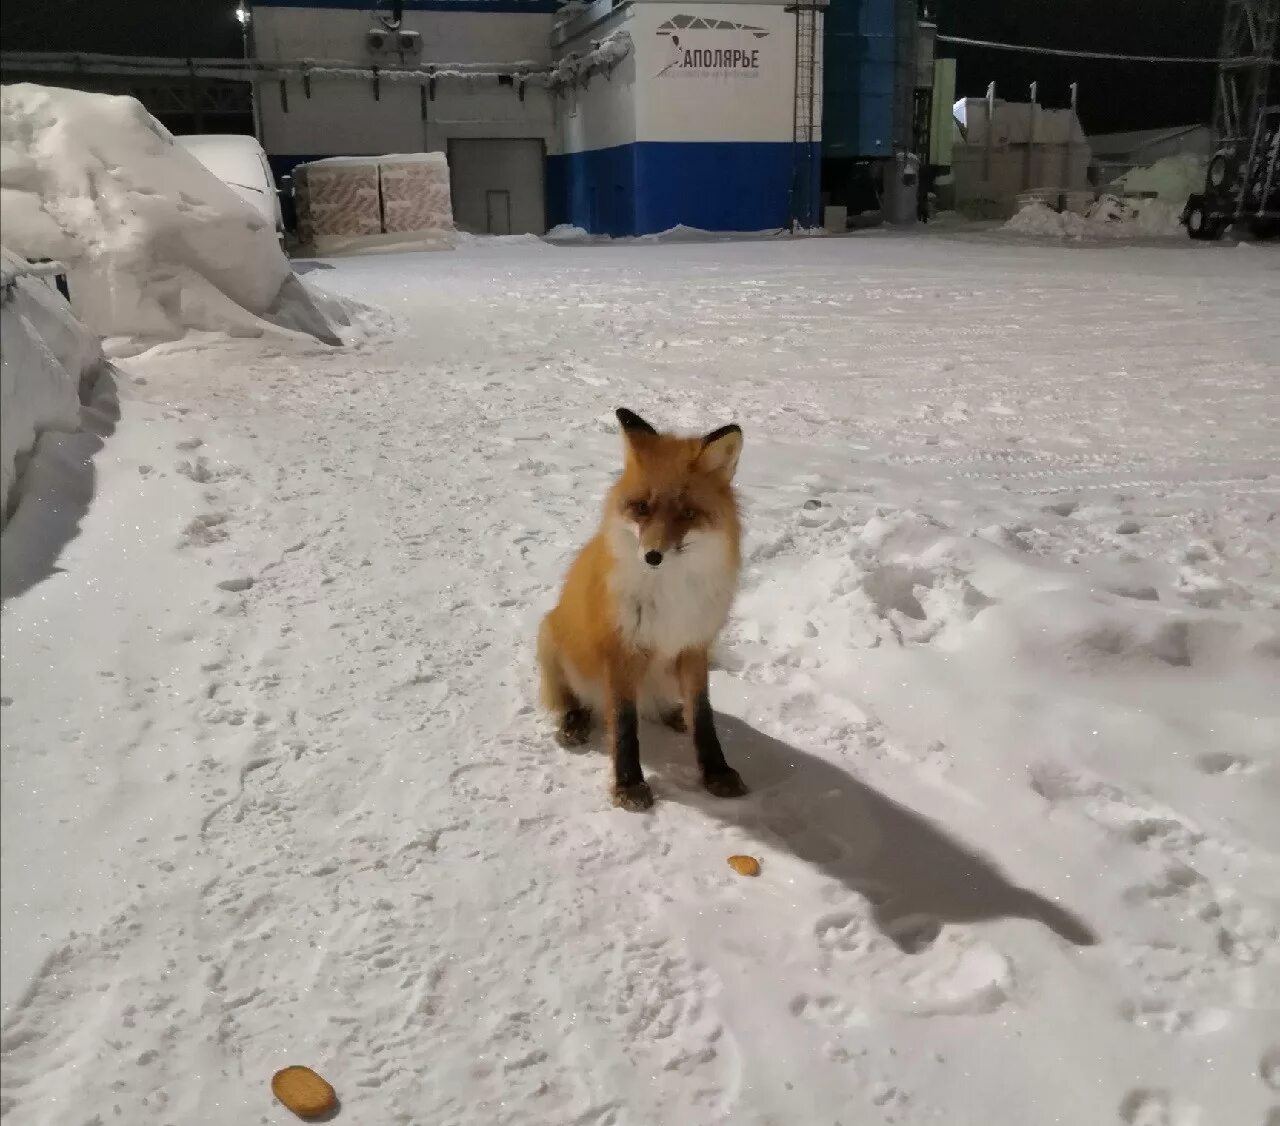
[617,408,658,459]
[698,423,743,481]
[616,408,657,437]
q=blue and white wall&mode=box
[250,0,819,237]
[549,0,820,235]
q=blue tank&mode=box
[823,0,897,158]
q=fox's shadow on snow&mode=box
[637,713,1097,950]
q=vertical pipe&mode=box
[1026,80,1037,191]
[789,6,801,231]
[1067,81,1078,196]
[246,9,264,147]
[984,79,995,182]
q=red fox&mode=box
[538,408,748,811]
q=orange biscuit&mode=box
[727,854,761,877]
[271,1065,337,1119]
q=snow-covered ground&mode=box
[2,232,1278,1126]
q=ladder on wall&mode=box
[786,1,825,231]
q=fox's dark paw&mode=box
[555,707,592,750]
[660,708,687,734]
[612,780,654,812]
[703,768,748,798]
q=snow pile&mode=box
[543,223,596,243]
[0,83,339,355]
[1004,194,1185,239]
[176,134,281,232]
[1003,202,1088,237]
[1112,153,1207,205]
[0,250,101,522]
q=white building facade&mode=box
[250,0,817,236]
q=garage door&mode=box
[448,138,546,236]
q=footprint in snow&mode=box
[1196,751,1255,776]
[1118,1088,1200,1126]
[1262,1046,1280,1091]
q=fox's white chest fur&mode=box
[607,526,738,657]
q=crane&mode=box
[1183,0,1279,238]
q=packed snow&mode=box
[176,134,283,234]
[2,233,1279,1126]
[1004,194,1186,239]
[0,84,340,356]
[0,250,102,521]
[1005,153,1210,242]
[1112,153,1208,205]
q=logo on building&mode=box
[655,15,770,79]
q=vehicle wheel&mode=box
[1207,154,1231,189]
[1185,203,1223,240]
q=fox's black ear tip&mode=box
[702,422,743,446]
[616,408,657,435]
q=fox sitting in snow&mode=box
[538,408,748,811]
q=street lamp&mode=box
[234,3,262,144]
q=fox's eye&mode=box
[630,500,651,518]
[681,506,700,522]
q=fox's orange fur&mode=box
[539,408,748,810]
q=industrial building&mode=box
[241,0,934,236]
[0,0,937,237]
[948,95,1092,219]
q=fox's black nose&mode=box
[644,550,663,567]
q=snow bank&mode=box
[0,83,339,354]
[1112,153,1207,205]
[543,223,595,243]
[0,250,102,522]
[1004,194,1184,239]
[176,134,282,233]
[1005,153,1208,241]
[544,223,828,245]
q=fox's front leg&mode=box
[606,665,653,811]
[678,650,748,798]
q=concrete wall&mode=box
[253,4,559,174]
[951,99,1092,218]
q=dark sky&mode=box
[2,0,1236,134]
[1,0,243,59]
[938,0,1228,134]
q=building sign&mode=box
[654,14,770,79]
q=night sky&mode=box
[937,0,1229,135]
[1,0,1233,134]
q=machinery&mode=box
[1183,0,1279,239]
